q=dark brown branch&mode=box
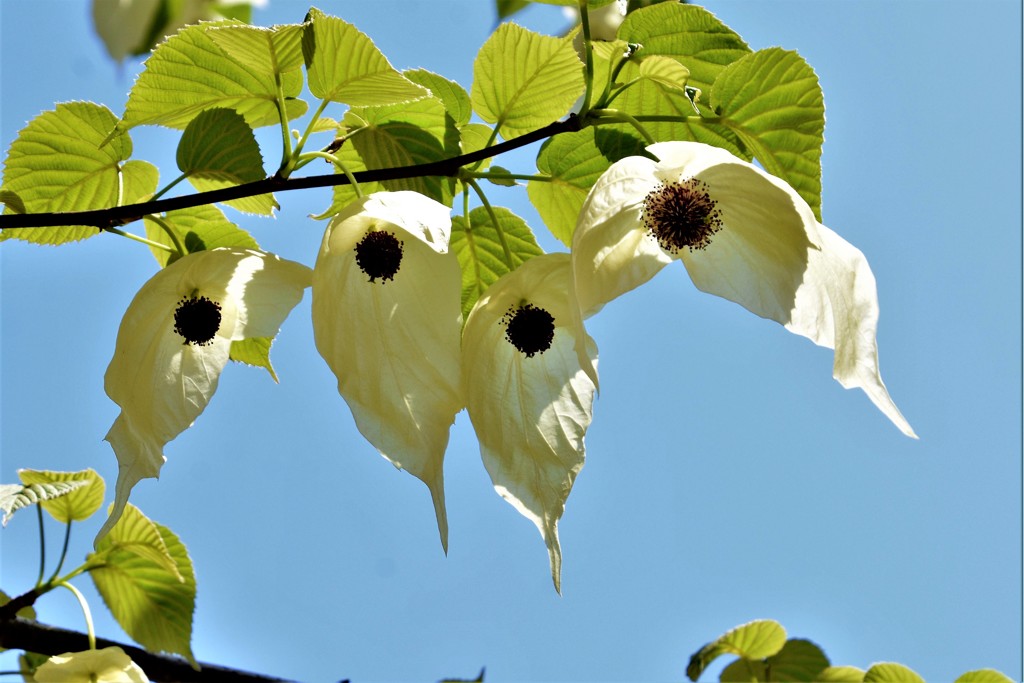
[0,617,299,683]
[0,115,583,231]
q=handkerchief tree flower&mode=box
[100,248,312,538]
[311,191,464,551]
[462,252,598,592]
[571,141,916,438]
[33,646,149,683]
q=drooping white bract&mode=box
[312,191,463,552]
[100,248,312,540]
[571,140,915,437]
[34,646,149,682]
[462,252,598,592]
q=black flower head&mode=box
[642,177,723,253]
[502,303,555,358]
[355,230,404,283]
[173,295,222,346]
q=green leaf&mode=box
[460,122,495,173]
[496,0,530,19]
[91,0,163,61]
[303,7,428,107]
[96,503,181,579]
[450,206,544,319]
[144,203,259,266]
[17,469,105,524]
[177,108,276,215]
[207,23,306,74]
[485,166,518,186]
[615,3,750,153]
[121,160,161,205]
[0,189,26,214]
[765,639,830,681]
[710,47,825,220]
[637,55,691,94]
[0,481,90,526]
[818,666,867,682]
[90,505,196,663]
[406,69,473,127]
[721,638,830,682]
[528,126,646,245]
[0,102,131,245]
[954,670,1015,683]
[619,3,750,97]
[122,21,307,131]
[322,93,460,216]
[471,23,585,139]
[863,663,926,683]
[686,620,787,681]
[229,336,278,381]
[531,0,618,6]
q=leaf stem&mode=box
[58,582,95,650]
[302,151,363,198]
[577,0,595,118]
[114,217,181,256]
[35,505,46,588]
[151,172,189,202]
[464,170,551,183]
[284,98,332,177]
[46,521,73,586]
[467,178,513,270]
[588,108,656,144]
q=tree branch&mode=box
[0,116,583,231]
[0,617,301,683]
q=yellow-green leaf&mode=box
[207,23,305,75]
[954,670,1015,683]
[90,506,196,663]
[710,47,825,220]
[1,102,130,245]
[229,336,278,382]
[450,206,543,319]
[96,503,180,579]
[177,107,276,215]
[864,663,926,683]
[303,7,428,107]
[122,21,308,131]
[819,666,867,682]
[686,620,787,681]
[0,481,89,527]
[471,23,584,139]
[17,469,105,524]
[143,203,260,266]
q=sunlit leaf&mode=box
[90,505,196,663]
[207,23,305,74]
[818,666,867,682]
[229,336,278,381]
[303,7,428,106]
[863,663,926,683]
[450,206,544,319]
[528,126,645,245]
[0,189,26,214]
[322,94,459,216]
[471,23,584,139]
[720,638,830,682]
[143,202,260,266]
[18,469,105,524]
[710,47,825,220]
[0,481,89,527]
[177,107,275,215]
[954,670,1015,683]
[686,620,787,681]
[122,21,307,131]
[96,503,180,579]
[406,69,473,127]
[1,102,130,245]
[121,160,160,205]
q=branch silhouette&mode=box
[0,116,582,231]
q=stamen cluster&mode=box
[173,295,222,346]
[502,303,555,357]
[355,230,404,283]
[642,178,723,253]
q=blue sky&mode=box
[1,1,1021,682]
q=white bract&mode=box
[571,140,915,437]
[34,646,149,682]
[312,191,463,551]
[100,248,311,540]
[462,252,598,592]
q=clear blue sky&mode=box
[1,1,1021,681]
